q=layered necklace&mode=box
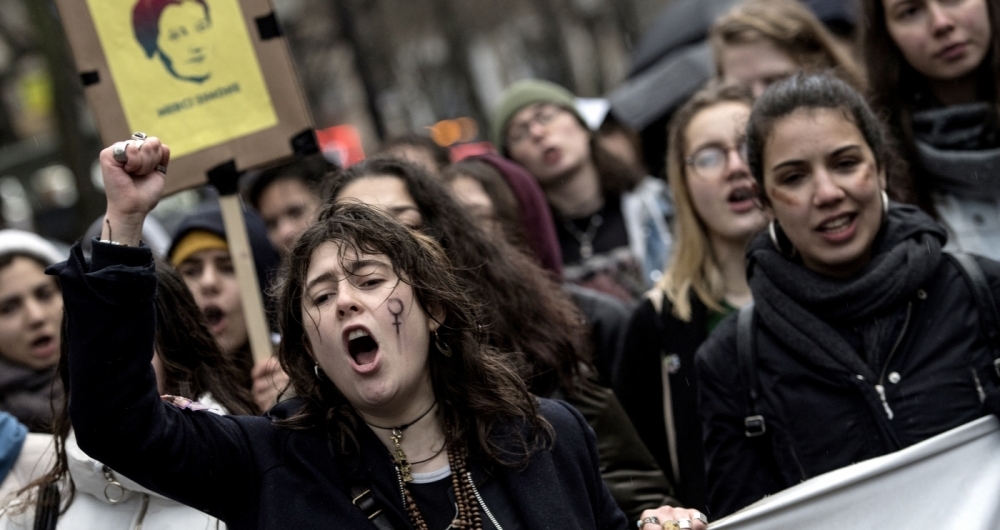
[365,404,484,530]
[560,212,603,260]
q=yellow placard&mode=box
[86,0,278,158]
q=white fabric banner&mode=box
[711,415,1000,529]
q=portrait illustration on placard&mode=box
[132,0,213,84]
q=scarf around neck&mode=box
[912,102,1000,199]
[746,203,947,378]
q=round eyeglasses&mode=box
[685,142,748,180]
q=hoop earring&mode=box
[882,190,889,217]
[433,330,452,358]
[768,220,797,258]
[314,363,326,380]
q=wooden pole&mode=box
[218,194,273,364]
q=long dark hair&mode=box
[860,0,1000,209]
[274,203,549,466]
[326,157,591,397]
[20,259,257,514]
[440,159,527,247]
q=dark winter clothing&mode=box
[913,102,1000,199]
[911,101,1000,260]
[476,153,564,277]
[167,202,280,301]
[564,283,631,386]
[614,293,712,512]
[53,240,630,530]
[0,357,61,433]
[696,203,1000,518]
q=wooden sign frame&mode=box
[55,0,316,195]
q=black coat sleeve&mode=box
[694,314,783,519]
[973,255,1000,416]
[613,298,671,477]
[51,241,264,521]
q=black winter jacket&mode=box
[614,293,709,512]
[696,248,1000,518]
[53,241,629,530]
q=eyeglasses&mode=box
[506,105,562,146]
[685,142,749,180]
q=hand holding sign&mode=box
[99,134,169,246]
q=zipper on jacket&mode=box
[878,302,913,386]
[134,493,150,530]
[972,368,987,403]
[866,300,913,422]
[467,472,504,530]
[874,384,894,420]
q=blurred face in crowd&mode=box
[336,175,424,229]
[382,146,442,177]
[882,0,991,82]
[258,177,321,253]
[302,243,437,414]
[177,249,247,354]
[505,103,592,186]
[0,257,62,370]
[762,108,886,278]
[448,176,503,238]
[157,1,212,82]
[719,39,799,97]
[683,102,766,244]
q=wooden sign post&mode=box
[56,0,316,363]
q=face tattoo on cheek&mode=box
[387,298,404,335]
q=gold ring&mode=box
[662,522,680,530]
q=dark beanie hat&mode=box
[490,79,586,150]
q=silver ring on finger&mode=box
[156,164,167,174]
[112,141,129,163]
[637,516,659,528]
[131,132,147,151]
[692,511,708,525]
[678,519,691,530]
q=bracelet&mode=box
[97,239,127,246]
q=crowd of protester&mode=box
[0,0,998,528]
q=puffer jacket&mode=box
[696,224,1000,518]
[0,397,227,530]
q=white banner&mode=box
[711,415,1000,529]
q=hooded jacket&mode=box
[695,204,1000,518]
[167,202,280,305]
[0,422,224,530]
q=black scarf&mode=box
[0,356,60,432]
[912,102,1000,199]
[746,204,947,379]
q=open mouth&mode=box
[728,186,755,203]
[347,328,379,366]
[30,335,54,354]
[203,306,224,327]
[542,147,561,165]
[817,213,856,234]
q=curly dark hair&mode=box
[245,154,334,211]
[20,258,257,515]
[273,202,549,466]
[325,157,592,397]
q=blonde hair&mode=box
[656,82,755,322]
[710,0,865,91]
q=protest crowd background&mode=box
[0,0,999,528]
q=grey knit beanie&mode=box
[0,230,65,266]
[490,79,586,150]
